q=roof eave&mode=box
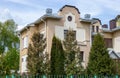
[34,14,62,24]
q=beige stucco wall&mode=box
[20,26,38,73]
[103,32,113,38]
[113,31,120,52]
[48,7,91,68]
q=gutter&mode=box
[40,18,48,53]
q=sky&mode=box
[0,0,120,30]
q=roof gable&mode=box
[59,5,80,14]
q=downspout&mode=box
[90,23,92,46]
[41,18,48,53]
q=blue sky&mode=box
[0,0,120,30]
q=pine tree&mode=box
[63,29,83,75]
[50,36,65,75]
[27,32,49,74]
[87,33,114,75]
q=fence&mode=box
[0,75,120,78]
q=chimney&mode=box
[46,8,52,15]
[102,24,108,28]
[84,14,91,19]
[109,19,116,29]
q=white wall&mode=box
[64,12,77,29]
[55,26,86,42]
[114,37,120,52]
[55,26,64,40]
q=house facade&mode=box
[19,5,120,74]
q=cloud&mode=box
[95,0,120,12]
[1,0,120,31]
[0,8,13,22]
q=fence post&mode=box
[94,75,97,78]
[116,75,118,78]
[6,75,8,78]
[43,75,46,78]
[12,74,15,78]
[70,75,73,78]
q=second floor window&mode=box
[92,26,94,32]
[23,36,28,48]
[96,26,99,32]
[64,30,76,40]
[104,38,113,48]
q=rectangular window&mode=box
[92,26,94,32]
[80,51,84,61]
[23,36,28,48]
[96,26,99,32]
[64,30,76,40]
[104,38,113,48]
[64,30,68,39]
[22,58,24,62]
[73,31,76,40]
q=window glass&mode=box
[92,26,94,32]
[96,26,99,32]
[80,51,84,61]
[64,30,76,40]
[23,36,28,48]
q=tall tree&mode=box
[63,29,83,75]
[50,36,65,75]
[0,19,19,75]
[87,33,114,75]
[4,48,19,74]
[0,19,19,54]
[27,32,49,74]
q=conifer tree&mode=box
[87,33,114,75]
[63,29,83,75]
[27,32,49,74]
[50,36,65,75]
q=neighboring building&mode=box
[19,5,120,74]
[102,15,120,53]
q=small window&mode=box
[68,16,72,22]
[73,31,76,40]
[104,38,113,48]
[96,26,99,32]
[92,26,94,32]
[80,51,84,61]
[64,30,68,39]
[23,36,28,48]
[22,58,24,62]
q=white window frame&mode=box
[23,36,28,48]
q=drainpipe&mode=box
[41,18,48,53]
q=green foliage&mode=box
[50,36,65,75]
[63,29,83,75]
[0,19,19,54]
[87,33,114,75]
[0,19,19,75]
[27,32,49,74]
[3,49,19,74]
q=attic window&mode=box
[68,16,72,22]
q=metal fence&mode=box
[0,75,120,78]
